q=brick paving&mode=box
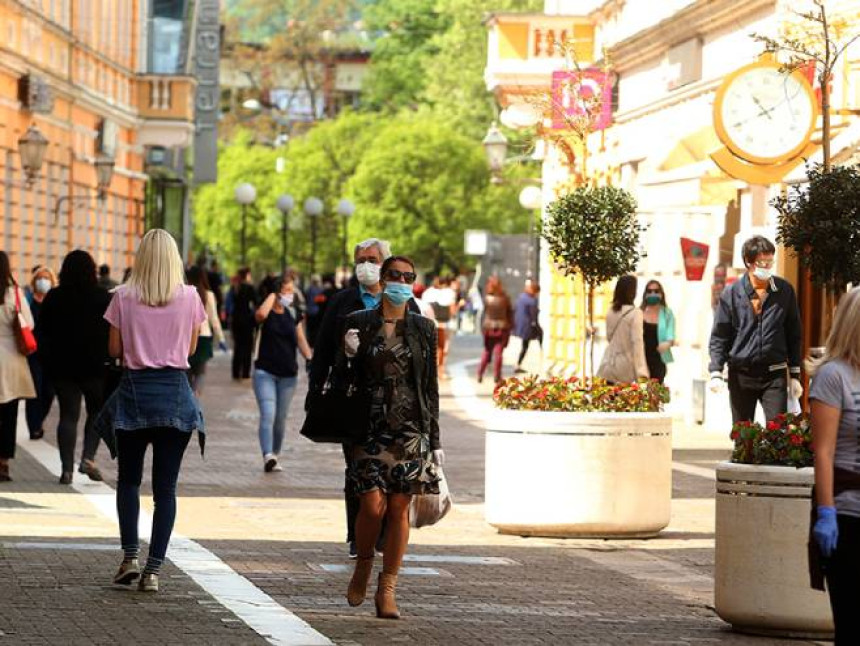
[0,333,828,645]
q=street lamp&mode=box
[304,196,324,275]
[234,182,257,266]
[17,124,49,186]
[337,198,355,270]
[94,154,115,198]
[519,185,542,280]
[482,121,508,183]
[276,194,295,274]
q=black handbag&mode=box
[301,359,371,444]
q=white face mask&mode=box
[355,262,381,286]
[34,278,52,294]
[753,267,773,282]
[279,294,294,308]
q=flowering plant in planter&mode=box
[730,413,813,468]
[493,375,670,413]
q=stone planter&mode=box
[485,410,672,538]
[715,462,833,638]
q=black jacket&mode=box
[342,307,441,450]
[307,286,419,393]
[708,274,802,376]
[35,284,111,380]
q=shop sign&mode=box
[192,0,220,185]
[18,74,54,114]
[680,237,709,281]
[551,69,612,131]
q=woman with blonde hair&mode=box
[808,286,860,644]
[97,229,206,593]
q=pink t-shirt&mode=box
[104,284,207,370]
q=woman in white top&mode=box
[0,250,36,482]
[186,265,225,396]
[596,275,649,384]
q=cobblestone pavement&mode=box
[0,333,828,645]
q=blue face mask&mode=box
[383,283,413,306]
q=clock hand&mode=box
[752,96,774,120]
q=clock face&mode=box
[716,64,817,164]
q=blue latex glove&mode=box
[218,341,229,353]
[813,506,839,558]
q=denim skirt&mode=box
[96,368,205,458]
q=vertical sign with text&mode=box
[192,0,220,185]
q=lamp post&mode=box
[94,154,115,198]
[303,196,324,276]
[234,183,257,266]
[337,198,355,271]
[17,124,49,187]
[276,194,295,274]
[519,185,542,280]
[482,121,508,184]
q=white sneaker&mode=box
[264,454,278,472]
[270,461,283,472]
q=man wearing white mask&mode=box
[307,238,420,557]
[708,235,803,423]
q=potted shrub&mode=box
[714,414,833,638]
[485,376,672,537]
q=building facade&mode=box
[0,0,211,284]
[486,0,860,423]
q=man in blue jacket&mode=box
[708,235,803,423]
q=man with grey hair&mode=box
[307,237,418,557]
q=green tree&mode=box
[347,116,531,272]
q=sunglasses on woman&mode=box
[384,269,417,284]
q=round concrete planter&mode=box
[715,462,833,638]
[485,410,672,538]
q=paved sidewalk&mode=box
[0,333,826,645]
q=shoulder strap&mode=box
[608,307,633,340]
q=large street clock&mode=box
[711,57,820,184]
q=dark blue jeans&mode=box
[116,428,191,563]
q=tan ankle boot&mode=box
[374,572,400,619]
[346,555,374,607]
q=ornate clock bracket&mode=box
[710,142,819,185]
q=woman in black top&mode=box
[252,272,312,473]
[36,250,111,484]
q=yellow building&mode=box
[486,0,860,424]
[0,0,205,283]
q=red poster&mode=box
[551,69,613,131]
[680,238,709,281]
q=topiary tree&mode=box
[774,163,860,299]
[543,185,640,376]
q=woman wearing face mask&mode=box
[640,280,675,385]
[342,255,443,619]
[25,266,57,440]
[253,273,313,473]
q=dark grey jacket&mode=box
[708,274,802,376]
[341,307,441,450]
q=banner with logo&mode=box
[551,69,613,131]
[680,238,709,281]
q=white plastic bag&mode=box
[409,468,453,528]
[787,396,802,415]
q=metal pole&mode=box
[311,216,318,276]
[342,215,348,273]
[281,210,287,274]
[241,204,247,266]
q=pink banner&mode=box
[551,69,613,131]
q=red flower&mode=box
[789,434,804,446]
[766,420,780,431]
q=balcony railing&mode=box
[137,75,196,121]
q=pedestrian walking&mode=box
[477,276,513,384]
[708,235,802,423]
[99,229,206,593]
[253,272,313,473]
[36,250,111,484]
[640,279,675,385]
[98,264,118,291]
[0,251,36,482]
[343,255,443,619]
[596,275,649,384]
[308,238,420,558]
[25,265,57,440]
[808,286,860,645]
[422,275,456,376]
[513,279,542,373]
[230,267,257,380]
[207,260,225,319]
[304,275,326,346]
[186,266,225,396]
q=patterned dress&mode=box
[349,322,440,496]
